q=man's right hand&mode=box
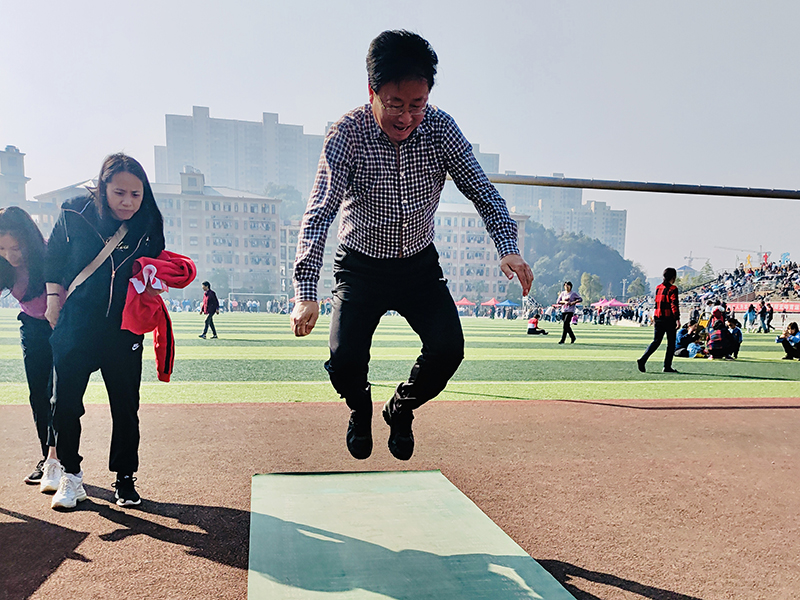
[291,300,320,337]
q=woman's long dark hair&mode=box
[0,206,47,302]
[92,153,163,236]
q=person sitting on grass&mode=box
[728,318,743,359]
[707,318,734,360]
[674,320,699,358]
[526,313,548,335]
[776,322,800,360]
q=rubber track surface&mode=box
[1,398,798,600]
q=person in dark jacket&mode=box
[637,267,681,373]
[44,153,165,510]
[199,281,219,339]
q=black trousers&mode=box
[782,339,800,358]
[325,245,464,412]
[560,312,576,343]
[202,314,216,336]
[18,313,56,458]
[640,318,678,369]
[52,327,144,475]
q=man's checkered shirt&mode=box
[293,103,520,301]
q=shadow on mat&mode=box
[537,560,704,600]
[0,507,90,600]
[249,513,571,599]
[81,485,248,571]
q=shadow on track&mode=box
[0,507,90,600]
[538,559,704,600]
[82,484,249,570]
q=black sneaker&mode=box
[636,358,646,373]
[663,367,678,373]
[382,397,414,461]
[24,459,45,485]
[346,408,373,460]
[199,334,206,339]
[113,474,141,506]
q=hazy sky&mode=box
[2,1,798,278]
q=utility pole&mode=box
[621,279,628,302]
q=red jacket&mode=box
[121,251,197,382]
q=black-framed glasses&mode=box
[375,95,428,116]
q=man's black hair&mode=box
[663,267,677,282]
[202,281,211,288]
[367,30,438,92]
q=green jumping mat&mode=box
[248,470,575,599]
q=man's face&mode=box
[369,79,429,146]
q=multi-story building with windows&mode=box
[434,203,528,300]
[154,106,324,201]
[497,173,627,256]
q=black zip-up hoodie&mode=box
[46,195,165,350]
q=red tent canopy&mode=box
[591,299,609,307]
[481,298,499,306]
[606,299,628,307]
[454,297,476,306]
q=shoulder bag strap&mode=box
[66,223,128,298]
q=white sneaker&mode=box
[51,471,87,510]
[39,458,64,493]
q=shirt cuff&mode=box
[495,239,520,258]
[294,279,318,303]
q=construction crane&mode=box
[683,251,710,269]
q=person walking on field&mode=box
[290,30,533,462]
[199,281,219,339]
[637,267,681,373]
[556,281,581,344]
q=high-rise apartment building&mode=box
[154,106,324,201]
[496,173,627,256]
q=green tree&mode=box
[579,272,602,304]
[523,221,647,305]
[698,260,715,282]
[627,276,646,298]
[265,183,305,220]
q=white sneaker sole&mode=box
[116,497,142,507]
[40,479,61,493]
[51,493,87,510]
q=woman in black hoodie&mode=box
[45,153,164,510]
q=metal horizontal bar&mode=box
[484,173,800,200]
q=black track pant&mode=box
[52,328,144,475]
[325,244,464,413]
[19,313,56,458]
[202,314,216,336]
[560,312,576,343]
[640,318,678,370]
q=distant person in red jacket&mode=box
[199,281,219,339]
[637,267,681,373]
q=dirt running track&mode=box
[1,398,798,600]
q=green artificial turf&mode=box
[1,308,797,405]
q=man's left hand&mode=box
[500,254,533,296]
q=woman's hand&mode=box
[45,295,61,329]
[44,283,65,329]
